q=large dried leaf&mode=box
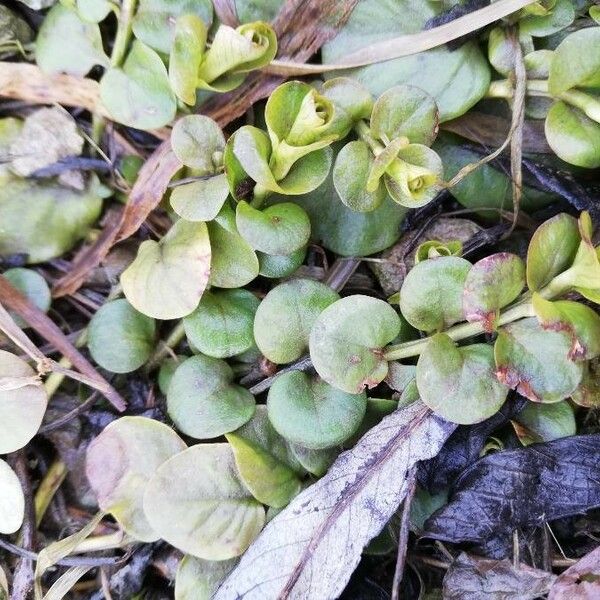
[214,402,455,599]
[424,435,600,556]
[443,552,556,600]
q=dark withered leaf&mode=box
[443,552,556,600]
[423,435,600,554]
[548,545,600,599]
[418,396,526,494]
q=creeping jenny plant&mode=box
[4,0,600,597]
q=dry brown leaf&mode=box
[549,546,600,600]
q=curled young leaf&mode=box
[121,219,211,320]
[369,139,443,208]
[414,240,462,263]
[495,317,583,403]
[463,253,525,331]
[88,299,156,373]
[417,334,508,425]
[370,85,439,146]
[175,555,237,600]
[167,354,255,439]
[197,21,277,92]
[254,279,339,364]
[267,371,367,450]
[85,417,186,542]
[224,126,333,200]
[143,443,265,560]
[265,82,341,180]
[235,201,311,255]
[36,4,109,76]
[526,212,579,291]
[183,289,259,359]
[226,406,303,508]
[333,140,386,212]
[532,294,600,360]
[100,40,177,130]
[309,295,401,393]
[168,14,207,105]
[0,459,24,535]
[0,350,47,455]
[399,256,472,332]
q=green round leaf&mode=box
[254,279,340,364]
[132,0,213,54]
[548,27,600,96]
[320,77,373,135]
[183,289,259,358]
[121,219,211,319]
[417,334,508,425]
[36,4,109,76]
[168,14,206,105]
[370,85,439,146]
[309,295,401,393]
[3,268,51,328]
[495,317,583,403]
[258,246,306,278]
[463,253,525,331]
[226,406,303,508]
[175,555,237,600]
[167,354,255,439]
[100,40,177,130]
[171,115,225,172]
[321,0,490,121]
[88,299,156,373]
[207,208,259,288]
[157,355,184,395]
[143,443,265,559]
[76,0,113,23]
[526,212,579,291]
[333,140,386,212]
[532,294,600,361]
[399,256,472,332]
[85,416,187,542]
[236,201,310,255]
[0,350,47,454]
[0,459,24,535]
[267,371,367,449]
[544,101,600,169]
[170,174,230,222]
[513,401,575,446]
[519,0,574,37]
[288,152,407,257]
[0,175,102,264]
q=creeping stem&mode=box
[487,79,600,123]
[111,0,138,68]
[354,120,384,156]
[383,280,565,361]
